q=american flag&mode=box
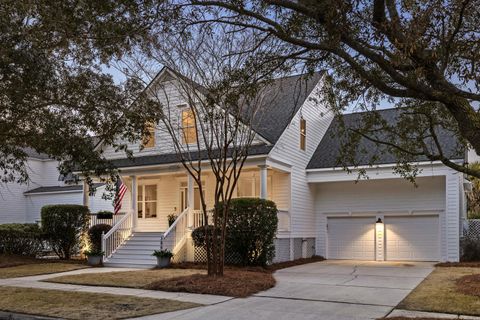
[114,178,127,215]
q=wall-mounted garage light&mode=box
[375,217,385,261]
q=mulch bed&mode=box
[148,256,325,298]
[456,274,480,297]
[145,269,276,297]
[436,261,480,268]
[0,255,39,268]
[265,256,325,272]
[0,254,87,269]
[169,255,325,273]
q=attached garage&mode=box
[327,213,440,261]
[385,215,440,261]
[327,217,375,260]
[315,176,447,262]
[326,214,440,261]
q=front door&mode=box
[179,182,204,213]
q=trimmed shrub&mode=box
[224,198,278,266]
[0,223,44,256]
[41,204,90,259]
[87,224,112,253]
[192,198,278,266]
[192,225,222,247]
[461,235,480,261]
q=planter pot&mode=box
[87,255,103,266]
[156,256,171,268]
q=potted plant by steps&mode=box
[167,213,177,227]
[152,249,174,268]
[84,249,104,266]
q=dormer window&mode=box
[181,109,197,144]
[300,117,306,150]
[142,121,156,148]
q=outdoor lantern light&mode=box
[375,217,385,261]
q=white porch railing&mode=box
[192,209,214,229]
[161,207,189,253]
[89,213,125,228]
[277,210,291,232]
[101,211,133,260]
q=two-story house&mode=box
[86,67,468,268]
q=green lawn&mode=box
[398,266,480,315]
[0,286,200,320]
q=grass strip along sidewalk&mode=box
[0,286,199,320]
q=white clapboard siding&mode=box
[25,192,83,223]
[101,74,265,161]
[268,75,334,238]
[314,176,448,260]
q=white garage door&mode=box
[385,216,439,261]
[327,217,375,260]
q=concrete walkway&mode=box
[0,267,231,305]
[135,260,434,320]
[0,260,434,320]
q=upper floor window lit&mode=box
[181,109,197,144]
[142,121,156,148]
[300,117,306,150]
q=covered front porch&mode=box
[117,164,291,233]
[87,159,292,267]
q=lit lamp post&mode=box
[375,218,385,261]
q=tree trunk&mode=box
[442,97,480,157]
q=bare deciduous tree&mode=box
[125,25,278,276]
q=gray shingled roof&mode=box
[107,72,323,169]
[24,183,104,195]
[249,72,324,144]
[307,108,465,169]
[110,144,273,169]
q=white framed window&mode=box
[137,184,157,218]
[300,117,306,150]
[179,180,205,211]
[180,108,197,144]
[236,176,272,198]
[142,121,156,148]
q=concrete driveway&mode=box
[138,260,434,320]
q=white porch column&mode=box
[82,180,90,208]
[258,165,268,199]
[445,172,460,262]
[187,174,194,229]
[131,175,137,230]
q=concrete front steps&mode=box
[104,232,170,268]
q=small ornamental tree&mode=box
[223,198,278,266]
[41,205,90,259]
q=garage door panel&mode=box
[385,216,439,261]
[328,217,375,260]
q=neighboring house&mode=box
[85,67,470,268]
[0,148,113,224]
